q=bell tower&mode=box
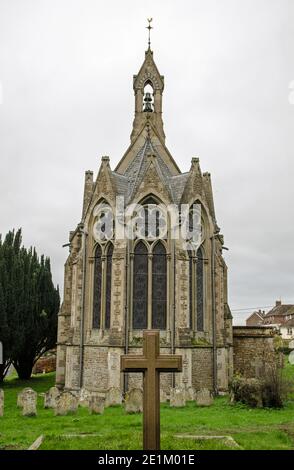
[131,43,165,143]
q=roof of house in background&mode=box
[264,303,294,318]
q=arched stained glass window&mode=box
[105,244,113,329]
[152,242,167,329]
[133,241,148,329]
[93,244,102,328]
[188,250,193,329]
[196,247,204,331]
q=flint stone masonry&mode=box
[233,326,277,378]
[170,388,186,407]
[124,388,143,414]
[22,389,37,417]
[105,387,122,407]
[0,389,4,417]
[196,388,213,406]
[44,386,60,409]
[89,394,105,414]
[54,391,78,416]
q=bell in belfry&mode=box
[143,92,154,112]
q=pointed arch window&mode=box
[188,250,193,329]
[133,242,148,329]
[93,244,102,328]
[196,247,204,331]
[105,243,113,329]
[152,242,167,329]
[188,246,205,332]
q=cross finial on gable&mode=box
[146,18,153,49]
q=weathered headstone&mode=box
[54,391,78,416]
[17,387,32,408]
[79,388,92,408]
[22,389,37,417]
[185,387,195,401]
[105,387,122,407]
[0,389,4,417]
[44,386,61,409]
[89,394,105,415]
[170,387,186,407]
[121,330,182,450]
[124,388,143,414]
[160,389,168,403]
[196,388,213,406]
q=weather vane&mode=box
[146,18,153,49]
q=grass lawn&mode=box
[0,360,294,450]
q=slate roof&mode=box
[111,137,189,204]
[264,305,294,318]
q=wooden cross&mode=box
[121,330,182,450]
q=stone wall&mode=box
[33,353,56,374]
[233,326,277,378]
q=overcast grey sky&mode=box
[0,0,293,324]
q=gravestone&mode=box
[0,389,4,417]
[170,387,186,407]
[17,387,32,408]
[185,387,195,401]
[160,389,168,403]
[89,394,105,415]
[54,391,78,416]
[196,388,213,406]
[44,386,60,409]
[22,389,37,417]
[79,388,92,408]
[124,388,143,414]
[105,387,122,407]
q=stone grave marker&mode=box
[44,386,60,409]
[89,394,105,415]
[54,391,78,416]
[124,388,143,414]
[22,389,37,417]
[105,387,122,407]
[17,387,32,408]
[196,388,213,406]
[170,387,186,407]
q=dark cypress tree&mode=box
[0,229,60,381]
[0,229,23,381]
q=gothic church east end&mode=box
[56,41,234,398]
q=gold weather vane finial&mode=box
[146,18,153,49]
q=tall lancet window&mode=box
[133,241,148,329]
[105,243,113,329]
[196,247,204,331]
[152,242,167,329]
[188,250,193,330]
[93,244,102,328]
[188,246,205,331]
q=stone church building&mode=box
[56,45,272,398]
